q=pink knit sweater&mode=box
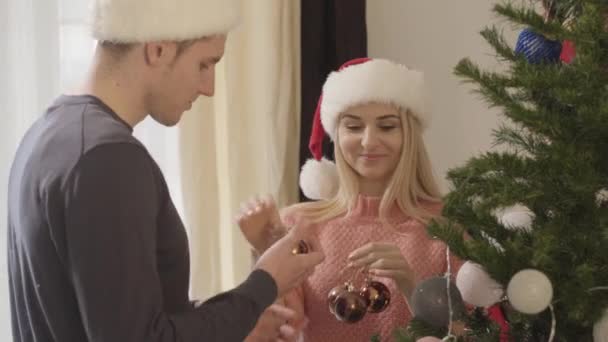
[281,195,462,342]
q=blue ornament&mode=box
[514,28,562,64]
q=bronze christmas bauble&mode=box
[360,280,391,313]
[333,291,367,323]
[291,240,310,255]
[327,283,350,314]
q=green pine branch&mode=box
[481,26,518,62]
[391,1,608,339]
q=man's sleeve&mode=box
[64,143,277,341]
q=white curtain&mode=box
[180,0,301,297]
[1,0,62,338]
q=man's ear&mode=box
[143,41,178,67]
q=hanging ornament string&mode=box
[548,305,556,342]
[544,285,608,341]
[350,265,368,286]
[338,262,359,283]
[441,247,458,342]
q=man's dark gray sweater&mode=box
[7,95,276,341]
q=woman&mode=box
[239,58,462,341]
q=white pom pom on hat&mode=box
[300,57,429,200]
[299,158,339,200]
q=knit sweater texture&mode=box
[281,195,463,342]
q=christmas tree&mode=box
[396,0,608,341]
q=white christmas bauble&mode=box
[593,309,608,342]
[596,189,608,206]
[507,269,553,314]
[416,337,441,342]
[495,204,535,232]
[456,261,504,307]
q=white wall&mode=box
[367,0,518,192]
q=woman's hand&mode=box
[235,195,286,253]
[347,242,415,297]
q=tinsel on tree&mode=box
[395,0,608,341]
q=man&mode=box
[6,0,323,341]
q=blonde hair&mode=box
[292,107,442,225]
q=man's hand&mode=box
[255,222,324,298]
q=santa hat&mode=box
[300,57,429,200]
[91,0,240,43]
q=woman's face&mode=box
[337,102,404,187]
